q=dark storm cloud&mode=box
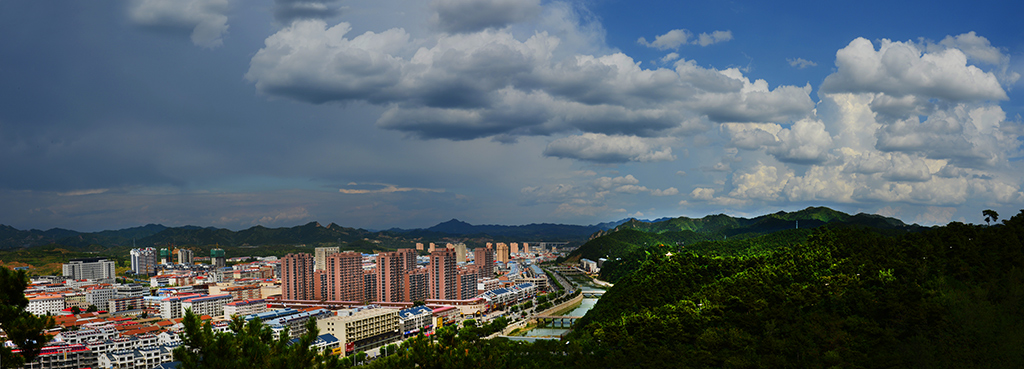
[432,0,542,34]
[273,0,345,24]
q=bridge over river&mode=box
[534,315,584,327]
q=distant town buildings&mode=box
[10,234,566,369]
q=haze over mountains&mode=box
[0,207,918,250]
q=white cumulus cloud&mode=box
[638,29,732,49]
[127,0,230,48]
[543,133,676,163]
[821,37,1008,101]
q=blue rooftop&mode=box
[245,308,297,322]
[398,306,433,319]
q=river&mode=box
[520,284,604,338]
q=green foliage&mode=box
[569,209,1024,368]
[585,206,929,284]
[173,310,329,369]
[983,209,999,225]
[0,268,54,369]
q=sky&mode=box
[1,0,1023,232]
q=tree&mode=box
[0,268,55,369]
[173,309,327,369]
[70,306,81,315]
[983,209,999,225]
[86,305,98,313]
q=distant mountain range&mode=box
[0,218,631,250]
[0,207,921,251]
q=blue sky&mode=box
[1,0,1022,232]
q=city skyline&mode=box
[1,0,1022,233]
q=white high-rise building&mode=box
[63,258,116,281]
[130,248,157,276]
[177,249,194,265]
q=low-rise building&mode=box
[224,299,268,318]
[289,334,340,354]
[432,306,459,327]
[116,284,150,298]
[17,343,97,369]
[180,294,233,318]
[86,285,117,309]
[108,295,145,314]
[316,307,400,355]
[27,294,65,316]
[222,284,262,301]
[266,308,333,338]
[159,294,201,319]
[397,306,433,336]
[98,344,177,369]
[56,327,118,345]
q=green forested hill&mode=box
[570,206,925,283]
[569,210,1024,368]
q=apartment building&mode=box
[364,270,377,302]
[403,268,430,303]
[474,246,495,277]
[282,253,315,300]
[376,252,405,302]
[159,294,201,319]
[457,269,479,300]
[495,243,510,264]
[429,249,457,300]
[108,295,145,313]
[324,252,363,302]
